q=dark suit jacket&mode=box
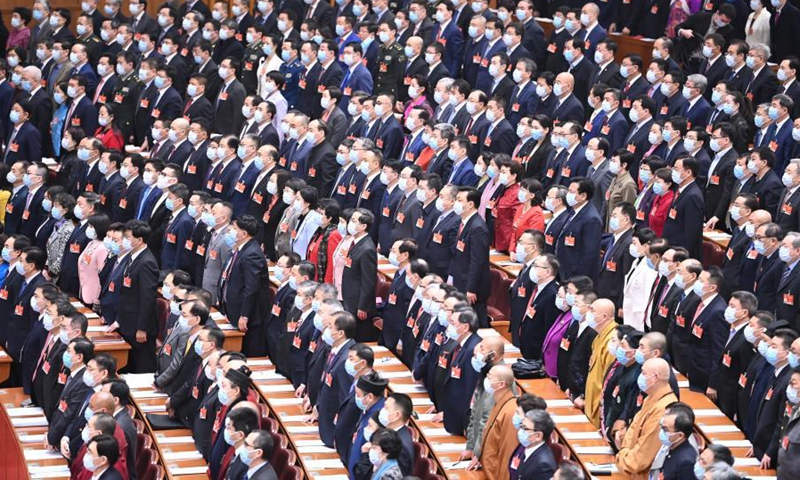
[745,66,779,109]
[112,177,145,223]
[341,235,377,315]
[519,280,559,361]
[755,251,784,314]
[447,213,491,302]
[305,140,338,195]
[753,364,792,459]
[17,186,46,239]
[555,203,604,280]
[663,181,705,260]
[317,337,356,446]
[441,332,482,435]
[161,208,196,270]
[596,229,635,303]
[3,121,42,165]
[46,366,93,446]
[213,79,247,135]
[510,443,557,480]
[221,239,267,326]
[117,247,159,336]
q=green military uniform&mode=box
[78,34,103,65]
[240,41,265,95]
[109,70,144,141]
[374,40,406,98]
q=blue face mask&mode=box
[517,428,532,447]
[217,387,230,405]
[194,340,205,356]
[637,373,649,391]
[355,394,367,410]
[224,229,238,247]
[658,429,673,446]
[512,413,523,429]
[765,346,780,365]
[224,428,235,445]
[239,447,254,466]
[571,305,583,321]
[694,461,705,480]
[1,247,11,262]
[758,340,769,357]
[471,355,486,372]
[789,352,799,368]
[62,351,74,369]
[634,349,646,365]
[615,346,630,364]
[345,359,358,376]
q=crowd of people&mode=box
[1,0,800,478]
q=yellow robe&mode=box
[615,384,679,479]
[479,389,519,480]
[584,321,616,428]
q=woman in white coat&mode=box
[622,229,659,331]
[745,0,771,49]
[290,186,324,259]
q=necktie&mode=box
[137,186,153,219]
[693,301,705,322]
[93,77,106,103]
[184,98,193,115]
[221,248,239,301]
[783,265,792,281]
[341,68,352,89]
[602,236,616,264]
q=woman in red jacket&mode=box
[307,199,343,284]
[509,177,546,254]
[492,157,524,253]
[648,168,676,237]
[94,104,124,151]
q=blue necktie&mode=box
[136,186,153,219]
[341,68,352,89]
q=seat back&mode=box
[280,465,301,480]
[156,298,169,340]
[136,433,152,457]
[136,448,155,480]
[132,418,145,434]
[413,457,435,479]
[413,441,428,460]
[702,240,724,267]
[271,448,291,471]
[548,442,569,466]
[488,268,511,319]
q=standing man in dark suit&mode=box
[160,184,195,272]
[422,184,460,278]
[3,101,42,165]
[18,162,48,239]
[775,233,800,329]
[226,134,262,218]
[304,120,338,195]
[109,220,159,373]
[59,192,100,296]
[46,337,94,450]
[441,307,482,435]
[219,215,269,356]
[2,162,29,235]
[550,72,585,127]
[597,203,636,309]
[447,187,491,327]
[97,152,125,218]
[6,247,47,385]
[113,155,145,223]
[315,311,356,447]
[554,177,603,281]
[379,240,417,352]
[702,123,738,223]
[239,431,280,480]
[710,291,758,420]
[214,57,247,135]
[744,44,779,108]
[481,97,518,155]
[769,0,800,65]
[663,157,705,260]
[562,38,597,109]
[510,409,557,479]
[684,266,729,392]
[341,208,378,340]
[518,254,560,361]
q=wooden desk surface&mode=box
[0,388,71,479]
[489,252,522,279]
[703,230,732,249]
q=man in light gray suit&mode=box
[28,1,54,63]
[586,137,614,223]
[201,201,233,305]
[320,86,348,149]
[153,299,206,395]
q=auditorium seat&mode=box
[487,269,511,321]
[141,462,163,480]
[413,457,436,478]
[702,240,725,268]
[271,447,295,472]
[156,298,169,341]
[280,465,302,480]
[132,418,145,434]
[136,432,152,458]
[271,432,288,451]
[136,448,156,480]
[548,441,569,466]
[413,441,428,461]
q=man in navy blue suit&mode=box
[447,187,491,327]
[475,18,506,94]
[162,118,194,167]
[134,160,164,222]
[595,89,630,154]
[96,151,125,218]
[623,95,657,170]
[663,156,706,260]
[432,2,464,76]
[554,177,603,281]
[555,122,588,187]
[149,64,183,122]
[114,154,146,224]
[481,97,518,155]
[207,135,244,199]
[218,214,269,356]
[445,136,479,187]
[767,94,796,174]
[315,311,356,447]
[226,134,262,217]
[64,74,98,137]
[339,43,373,116]
[682,74,712,129]
[509,410,557,479]
[373,94,404,160]
[160,183,196,273]
[441,307,482,435]
[578,3,607,61]
[563,37,597,110]
[59,192,101,296]
[422,184,461,278]
[398,107,429,165]
[551,72,584,126]
[506,58,537,129]
[2,100,42,165]
[620,53,651,113]
[3,162,29,235]
[18,162,47,239]
[69,43,98,95]
[519,254,560,360]
[379,240,418,352]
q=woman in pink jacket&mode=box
[77,214,110,308]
